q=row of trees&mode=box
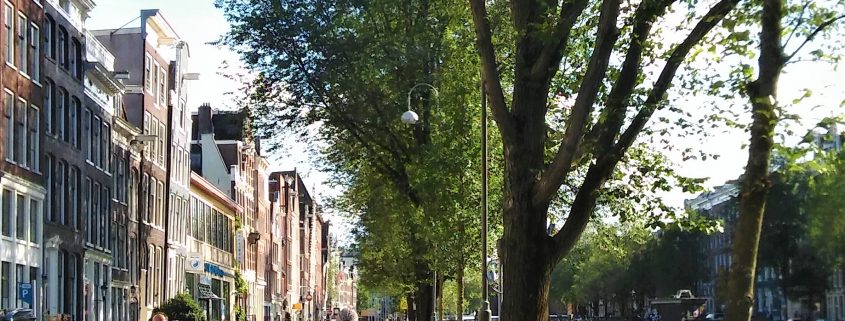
[213,0,845,320]
[547,146,845,319]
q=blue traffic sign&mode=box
[18,283,33,305]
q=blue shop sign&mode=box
[204,263,231,277]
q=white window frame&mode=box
[144,53,152,92]
[3,89,13,162]
[28,104,38,171]
[14,97,25,166]
[4,2,14,67]
[16,12,26,76]
[152,61,160,102]
[29,23,38,82]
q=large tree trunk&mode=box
[415,282,435,321]
[500,187,555,321]
[724,0,783,321]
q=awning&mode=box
[198,284,222,300]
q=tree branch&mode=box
[549,0,741,258]
[550,162,609,260]
[469,0,515,140]
[532,0,622,207]
[611,0,740,161]
[530,0,590,81]
[785,14,845,62]
[595,0,676,155]
[782,1,812,48]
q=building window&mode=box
[1,189,10,237]
[28,104,38,169]
[43,15,53,59]
[68,38,75,75]
[156,181,164,226]
[57,26,66,69]
[68,166,78,229]
[101,187,109,247]
[44,154,52,222]
[84,108,91,160]
[152,62,159,101]
[72,38,81,80]
[44,78,53,134]
[15,98,26,165]
[0,262,8,308]
[17,13,26,74]
[56,161,65,224]
[69,97,79,148]
[102,123,110,171]
[4,3,13,66]
[129,170,138,221]
[15,194,24,240]
[155,247,162,304]
[4,90,13,161]
[144,54,152,91]
[147,176,155,223]
[92,181,100,246]
[84,177,91,241]
[158,67,167,106]
[93,116,100,167]
[57,88,65,140]
[28,23,38,80]
[158,123,165,165]
[63,253,77,316]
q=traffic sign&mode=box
[18,283,33,305]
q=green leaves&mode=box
[153,292,208,321]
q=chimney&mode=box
[198,103,213,134]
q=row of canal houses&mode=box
[0,1,330,321]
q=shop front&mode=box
[186,261,234,321]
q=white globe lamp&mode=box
[401,110,419,125]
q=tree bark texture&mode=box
[725,0,784,321]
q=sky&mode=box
[88,1,844,241]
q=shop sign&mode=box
[204,262,227,277]
[236,234,245,264]
[188,253,204,272]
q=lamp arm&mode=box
[406,83,439,110]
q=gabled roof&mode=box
[141,9,180,43]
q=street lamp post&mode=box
[478,78,491,321]
[400,80,489,321]
[400,83,440,321]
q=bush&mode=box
[153,292,207,321]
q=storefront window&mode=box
[211,279,222,321]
